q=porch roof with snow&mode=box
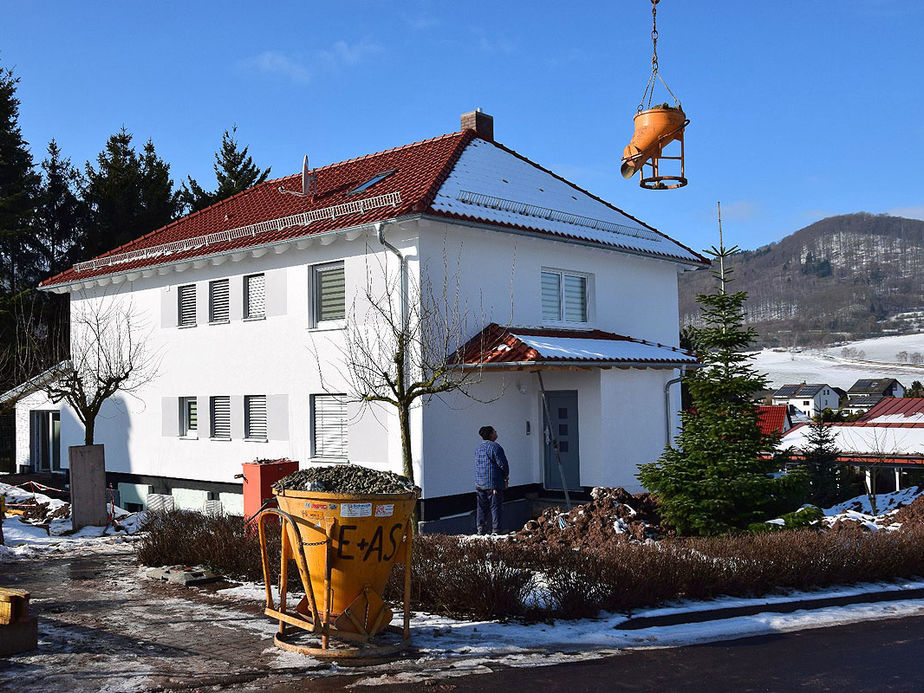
[40,125,706,291]
[454,323,698,370]
[780,421,924,466]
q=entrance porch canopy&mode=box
[453,323,698,370]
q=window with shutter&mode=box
[563,274,587,323]
[179,397,197,437]
[209,279,229,323]
[541,272,561,322]
[244,274,265,319]
[541,269,589,324]
[245,395,267,440]
[312,262,345,324]
[178,284,196,327]
[210,396,231,439]
[312,394,348,459]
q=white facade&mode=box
[772,386,839,419]
[28,217,689,512]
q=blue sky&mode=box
[3,1,923,252]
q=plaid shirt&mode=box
[474,440,509,490]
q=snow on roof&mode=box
[512,333,697,363]
[858,397,924,422]
[429,137,705,265]
[781,424,924,457]
[41,129,706,290]
[456,323,697,367]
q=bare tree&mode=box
[44,294,160,446]
[319,243,491,484]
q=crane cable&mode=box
[637,0,682,112]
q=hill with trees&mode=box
[679,213,924,347]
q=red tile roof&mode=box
[40,127,706,289]
[857,397,924,422]
[757,405,790,435]
[454,323,697,366]
[41,131,475,287]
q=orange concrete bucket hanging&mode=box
[257,486,418,660]
[621,0,689,189]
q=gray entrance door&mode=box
[543,390,581,490]
[29,411,60,471]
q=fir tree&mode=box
[0,66,40,293]
[638,242,806,536]
[81,128,179,259]
[181,126,270,212]
[800,419,843,507]
[36,139,86,276]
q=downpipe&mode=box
[664,366,687,448]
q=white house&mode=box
[23,111,706,527]
[770,383,840,419]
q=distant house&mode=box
[757,405,792,436]
[0,362,69,474]
[844,378,906,414]
[770,383,839,419]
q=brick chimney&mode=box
[461,109,493,141]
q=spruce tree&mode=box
[36,139,86,276]
[181,126,270,213]
[638,242,805,535]
[800,419,843,507]
[0,66,40,293]
[81,128,179,259]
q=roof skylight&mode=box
[348,169,397,196]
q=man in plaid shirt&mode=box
[474,425,509,534]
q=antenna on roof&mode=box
[278,154,317,200]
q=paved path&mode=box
[3,550,924,691]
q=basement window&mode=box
[347,170,396,196]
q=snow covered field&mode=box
[750,332,924,389]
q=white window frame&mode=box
[310,261,346,329]
[244,395,268,442]
[540,268,591,325]
[210,396,231,440]
[178,284,197,328]
[310,393,348,460]
[179,396,198,439]
[209,278,230,324]
[244,273,266,320]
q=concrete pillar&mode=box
[69,445,108,529]
[895,468,902,491]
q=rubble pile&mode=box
[511,487,667,548]
[273,465,419,495]
[890,495,924,527]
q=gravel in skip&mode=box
[273,465,420,495]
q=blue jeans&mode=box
[476,488,503,533]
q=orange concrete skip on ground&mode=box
[274,488,416,634]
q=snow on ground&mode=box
[750,333,924,389]
[1,481,145,560]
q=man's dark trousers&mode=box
[476,487,503,533]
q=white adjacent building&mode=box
[770,383,840,419]
[18,111,706,528]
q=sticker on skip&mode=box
[375,504,394,517]
[341,502,372,518]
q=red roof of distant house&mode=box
[857,397,924,423]
[757,405,790,435]
[40,127,706,289]
[454,323,697,367]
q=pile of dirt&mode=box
[891,495,924,527]
[511,487,668,548]
[273,465,419,495]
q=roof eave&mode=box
[423,213,708,268]
[454,359,701,370]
